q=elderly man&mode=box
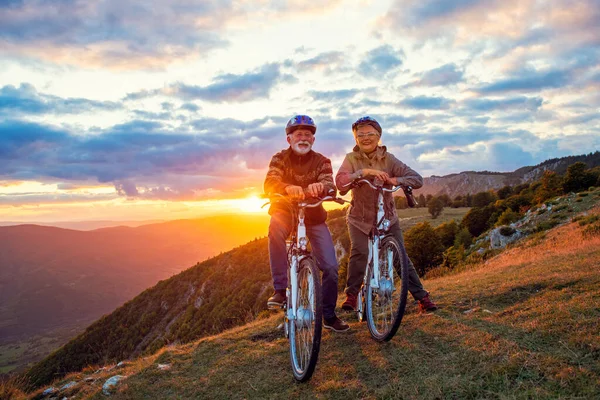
[264,114,349,332]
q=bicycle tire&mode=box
[365,236,409,341]
[288,257,323,382]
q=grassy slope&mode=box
[27,206,600,399]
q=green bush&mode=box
[578,215,600,226]
[535,220,560,232]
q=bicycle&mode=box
[340,179,417,342]
[262,191,343,381]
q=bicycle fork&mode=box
[287,209,308,325]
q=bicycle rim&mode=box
[289,258,322,381]
[365,236,408,341]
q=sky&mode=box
[1,0,599,223]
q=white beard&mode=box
[291,141,311,155]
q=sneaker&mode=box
[324,316,350,332]
[341,293,358,311]
[267,290,286,309]
[418,294,438,313]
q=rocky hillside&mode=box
[415,151,600,197]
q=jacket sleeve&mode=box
[264,152,290,195]
[317,156,337,196]
[335,154,357,190]
[388,154,424,189]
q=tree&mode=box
[428,197,444,219]
[394,195,408,209]
[417,194,426,208]
[496,208,521,226]
[404,222,444,276]
[497,185,513,200]
[461,204,497,237]
[434,220,459,248]
[472,191,498,208]
[454,227,473,248]
[534,170,563,203]
[563,162,596,193]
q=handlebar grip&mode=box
[403,186,418,208]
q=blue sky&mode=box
[1,0,599,222]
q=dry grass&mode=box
[18,208,600,399]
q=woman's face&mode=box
[354,124,380,154]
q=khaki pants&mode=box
[346,221,428,301]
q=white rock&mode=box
[42,387,57,395]
[102,375,125,395]
[116,361,128,368]
[157,363,171,371]
[60,381,77,391]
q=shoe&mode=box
[324,316,350,332]
[341,293,358,311]
[267,290,286,309]
[418,294,438,313]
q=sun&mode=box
[236,195,268,213]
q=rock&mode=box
[42,387,58,396]
[489,226,523,249]
[116,361,128,368]
[102,375,125,395]
[60,381,77,391]
[84,377,95,382]
[157,363,171,371]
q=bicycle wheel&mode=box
[288,257,322,382]
[365,236,409,341]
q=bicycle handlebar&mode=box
[340,178,418,207]
[262,191,347,208]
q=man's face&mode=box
[287,128,315,155]
[354,124,380,154]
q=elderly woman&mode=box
[335,116,437,313]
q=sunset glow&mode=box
[1,0,598,224]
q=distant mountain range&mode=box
[0,214,269,373]
[0,220,165,230]
[414,151,600,197]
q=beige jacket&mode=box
[335,145,423,234]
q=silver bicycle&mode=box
[341,179,417,341]
[263,192,342,381]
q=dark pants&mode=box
[346,221,428,301]
[268,212,339,320]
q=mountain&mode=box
[0,220,165,231]
[0,214,269,373]
[22,212,600,399]
[415,151,600,197]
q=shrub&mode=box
[496,208,521,226]
[537,208,547,214]
[461,204,497,237]
[428,197,444,219]
[582,223,600,238]
[404,222,445,276]
[454,228,473,248]
[578,215,600,226]
[434,220,459,248]
[535,220,560,232]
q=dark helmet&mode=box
[352,116,382,134]
[285,114,317,135]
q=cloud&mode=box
[476,68,571,93]
[358,45,405,77]
[293,51,348,75]
[400,95,455,110]
[411,63,465,86]
[125,63,296,103]
[0,0,344,69]
[308,89,360,102]
[0,83,121,115]
[462,96,543,111]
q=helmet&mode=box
[352,116,382,134]
[285,114,317,135]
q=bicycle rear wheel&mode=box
[289,257,322,382]
[365,236,408,342]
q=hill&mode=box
[0,214,269,373]
[20,207,600,399]
[415,150,600,197]
[17,206,472,390]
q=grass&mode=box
[24,208,600,399]
[396,207,470,230]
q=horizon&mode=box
[1,0,599,223]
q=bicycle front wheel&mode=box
[365,236,409,341]
[289,257,322,382]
